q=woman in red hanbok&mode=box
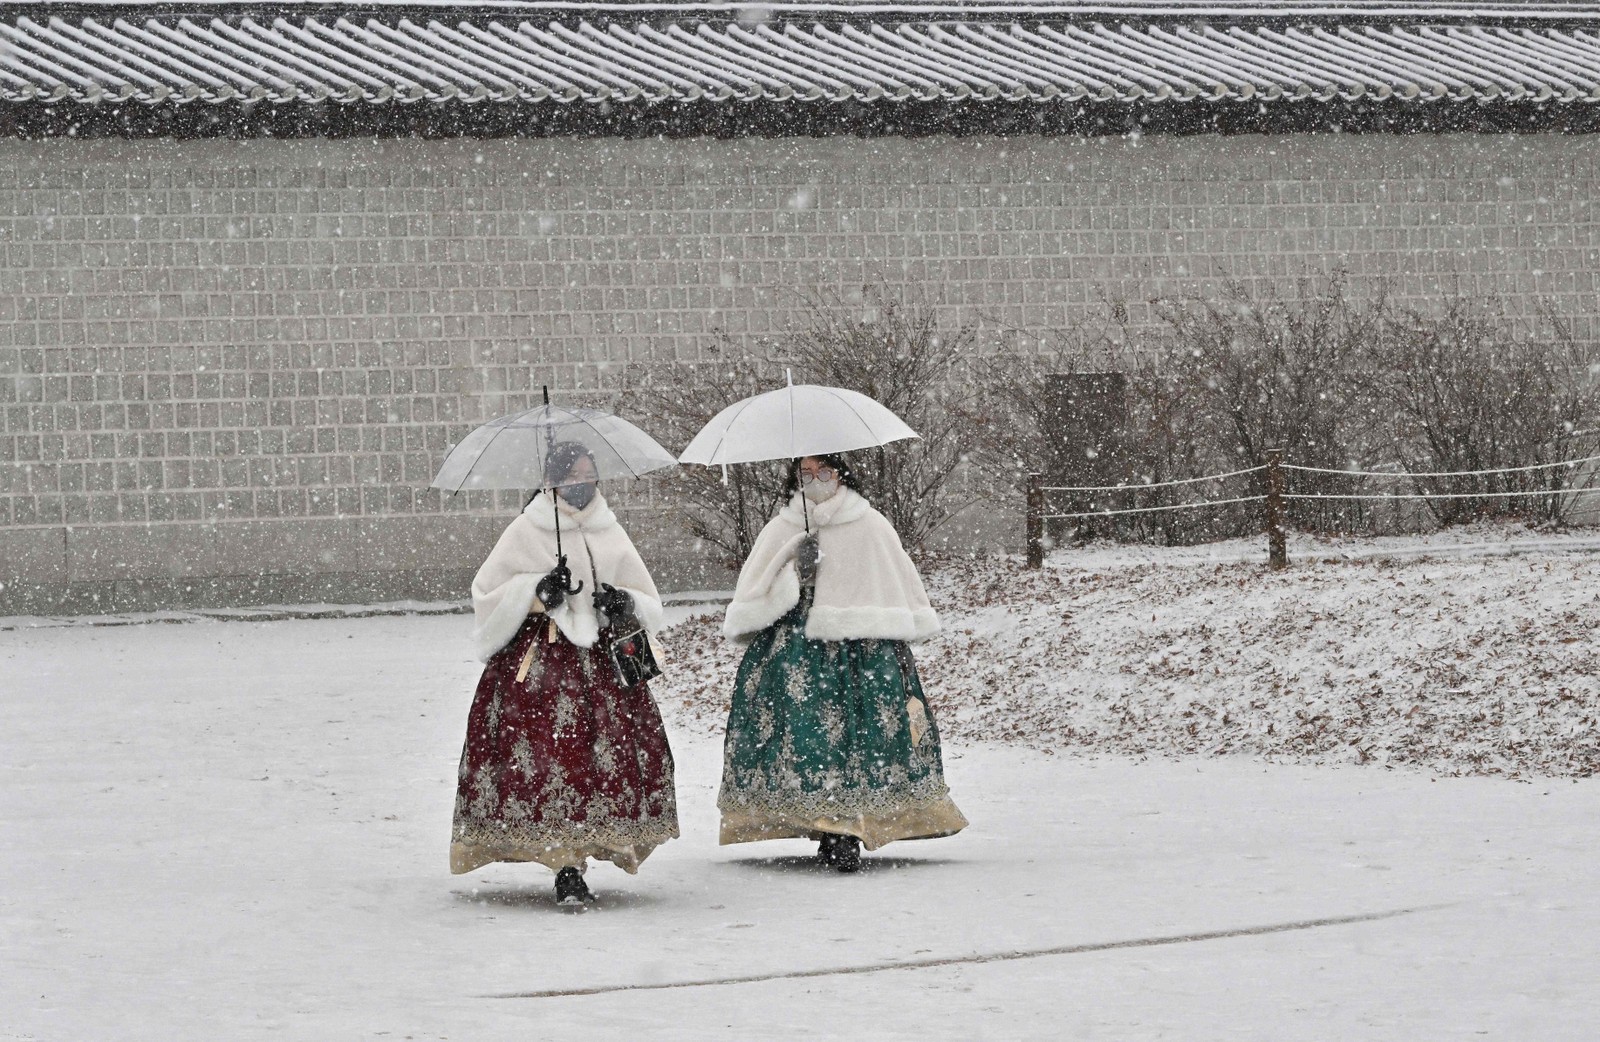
[450,443,678,904]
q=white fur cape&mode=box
[471,491,664,662]
[723,487,939,644]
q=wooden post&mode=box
[1026,472,1044,569]
[1265,448,1288,570]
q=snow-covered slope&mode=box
[657,527,1600,778]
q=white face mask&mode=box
[801,476,839,502]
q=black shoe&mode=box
[832,835,861,874]
[816,834,840,866]
[555,866,595,905]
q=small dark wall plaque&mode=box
[1042,372,1130,539]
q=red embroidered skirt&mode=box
[450,615,679,874]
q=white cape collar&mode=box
[523,490,617,533]
[778,487,871,530]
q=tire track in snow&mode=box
[485,904,1442,999]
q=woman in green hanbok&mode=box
[717,454,967,872]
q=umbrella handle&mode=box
[555,553,585,597]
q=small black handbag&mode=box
[582,536,663,687]
[607,625,662,688]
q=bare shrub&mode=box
[785,288,990,554]
[970,306,1210,544]
[1151,272,1378,536]
[982,274,1380,543]
[621,285,992,568]
[617,343,787,570]
[1359,297,1600,525]
[971,306,1128,489]
[632,276,1600,565]
[985,273,1600,544]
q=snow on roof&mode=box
[3,8,1598,105]
[11,2,1600,16]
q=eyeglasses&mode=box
[800,466,837,482]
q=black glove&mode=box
[796,535,821,584]
[535,562,572,612]
[593,582,633,624]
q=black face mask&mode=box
[560,482,596,510]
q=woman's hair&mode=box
[522,440,596,508]
[783,453,863,496]
[544,440,596,488]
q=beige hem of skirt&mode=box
[718,798,968,851]
[450,830,678,875]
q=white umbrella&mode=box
[678,380,919,466]
[679,377,919,534]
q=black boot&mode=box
[832,835,861,874]
[816,834,839,866]
[555,866,595,905]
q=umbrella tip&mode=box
[542,385,550,406]
[785,368,792,387]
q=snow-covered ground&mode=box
[665,525,1600,777]
[3,530,1599,1039]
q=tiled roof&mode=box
[4,4,1600,106]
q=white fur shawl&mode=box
[723,487,939,644]
[470,491,664,662]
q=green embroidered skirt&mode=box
[718,592,968,850]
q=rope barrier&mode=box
[1040,495,1267,520]
[1283,488,1595,502]
[1027,452,1599,571]
[1281,453,1600,479]
[1040,465,1264,495]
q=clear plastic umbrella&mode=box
[431,395,678,494]
[431,388,677,591]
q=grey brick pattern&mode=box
[2,135,1597,613]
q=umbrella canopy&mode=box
[678,383,919,466]
[430,402,678,493]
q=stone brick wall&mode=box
[2,133,1597,614]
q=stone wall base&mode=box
[0,505,1020,617]
[0,568,478,617]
